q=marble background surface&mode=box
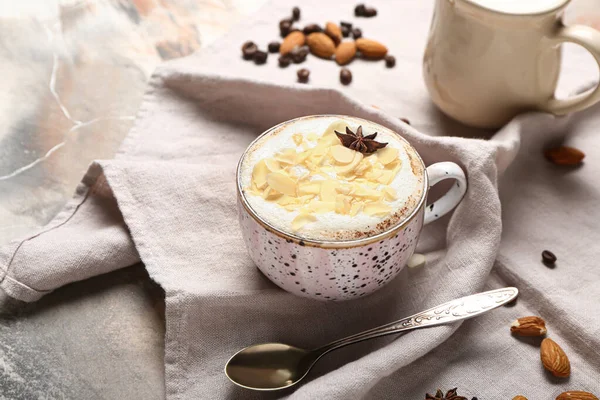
[0,0,598,398]
[0,1,266,398]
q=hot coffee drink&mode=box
[236,115,467,300]
[239,116,425,241]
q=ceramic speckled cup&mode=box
[236,115,467,301]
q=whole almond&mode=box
[335,41,357,65]
[306,32,336,59]
[510,316,547,336]
[544,146,585,166]
[513,396,528,400]
[356,38,388,59]
[325,22,342,45]
[556,391,599,400]
[280,31,306,55]
[541,338,571,377]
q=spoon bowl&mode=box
[225,287,518,391]
[225,343,317,390]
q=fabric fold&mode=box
[0,163,140,301]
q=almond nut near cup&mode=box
[544,146,585,166]
[540,337,571,377]
[306,32,336,59]
[356,38,388,59]
[325,22,342,45]
[556,391,599,400]
[280,31,306,55]
[335,42,357,66]
[510,316,547,336]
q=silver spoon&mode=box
[225,287,518,391]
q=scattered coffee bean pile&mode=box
[241,4,394,85]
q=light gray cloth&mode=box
[2,0,600,398]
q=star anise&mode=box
[425,388,468,400]
[334,125,388,154]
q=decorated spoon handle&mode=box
[317,287,518,354]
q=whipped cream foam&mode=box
[239,116,425,241]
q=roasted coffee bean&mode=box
[385,55,396,68]
[303,24,322,35]
[280,18,292,30]
[355,4,366,16]
[268,41,281,53]
[542,250,557,265]
[399,117,410,125]
[340,68,352,85]
[352,28,362,39]
[292,6,300,21]
[278,54,292,67]
[253,50,268,64]
[297,68,310,83]
[291,46,309,63]
[280,20,292,37]
[341,25,350,38]
[363,6,377,17]
[340,21,353,30]
[241,41,258,60]
[293,53,307,63]
[280,24,292,37]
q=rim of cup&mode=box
[236,115,429,249]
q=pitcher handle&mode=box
[542,24,600,115]
[424,162,467,225]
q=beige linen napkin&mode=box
[2,0,599,398]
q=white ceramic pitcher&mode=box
[423,0,600,128]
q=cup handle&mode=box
[424,162,467,225]
[542,24,600,115]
